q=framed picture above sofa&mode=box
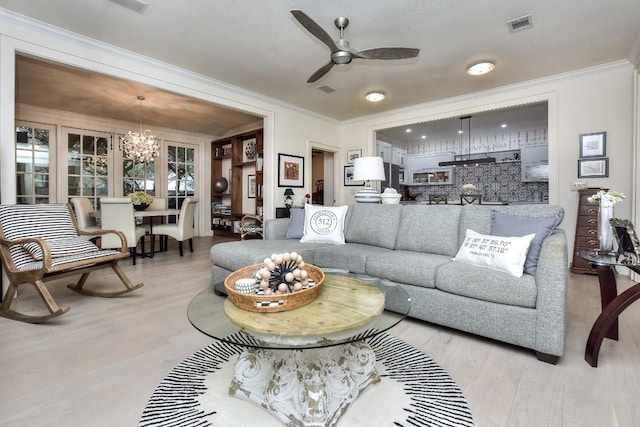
[278,153,304,187]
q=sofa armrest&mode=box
[264,218,291,240]
[533,228,569,356]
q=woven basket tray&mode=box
[224,263,325,313]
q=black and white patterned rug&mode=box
[139,333,474,427]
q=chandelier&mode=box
[121,95,159,163]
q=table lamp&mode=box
[353,156,386,203]
[284,188,294,207]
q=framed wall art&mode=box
[579,132,606,158]
[344,165,364,186]
[242,138,257,163]
[278,153,304,187]
[578,158,608,178]
[346,149,362,164]
[247,174,256,198]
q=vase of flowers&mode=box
[303,193,311,204]
[130,191,154,211]
[587,189,625,253]
[461,183,476,194]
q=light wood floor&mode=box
[0,236,639,427]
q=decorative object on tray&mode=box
[224,254,325,312]
[587,189,625,253]
[130,191,154,211]
[380,187,401,204]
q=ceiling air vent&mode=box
[108,0,149,13]
[507,14,533,33]
[316,85,336,94]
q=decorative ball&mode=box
[213,177,228,193]
[259,252,314,294]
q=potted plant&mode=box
[130,191,154,211]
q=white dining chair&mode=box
[152,198,198,256]
[70,197,101,236]
[99,197,147,265]
[141,197,168,253]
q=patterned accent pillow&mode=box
[453,229,535,277]
[23,237,100,261]
[300,204,349,244]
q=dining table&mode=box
[91,208,181,257]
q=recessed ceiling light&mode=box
[467,62,495,76]
[405,128,412,133]
[421,135,426,139]
[365,92,385,102]
[501,123,507,128]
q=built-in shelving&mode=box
[211,129,263,238]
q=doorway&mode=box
[311,149,335,206]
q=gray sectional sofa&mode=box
[210,203,568,363]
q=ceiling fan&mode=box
[291,10,420,83]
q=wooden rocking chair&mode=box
[0,203,143,323]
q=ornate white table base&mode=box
[229,342,380,427]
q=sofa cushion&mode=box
[210,240,332,272]
[300,204,349,244]
[285,208,305,239]
[453,229,535,278]
[458,204,564,247]
[436,261,538,308]
[344,204,403,249]
[490,211,561,275]
[312,243,393,274]
[366,250,451,289]
[395,205,463,257]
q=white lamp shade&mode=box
[353,156,386,182]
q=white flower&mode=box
[462,183,476,190]
[130,191,154,205]
[587,190,625,205]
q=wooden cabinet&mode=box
[570,188,602,274]
[211,129,263,238]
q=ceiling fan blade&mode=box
[356,47,420,60]
[307,62,335,83]
[291,10,338,52]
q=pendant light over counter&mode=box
[439,115,496,167]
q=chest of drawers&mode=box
[570,188,601,274]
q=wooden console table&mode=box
[580,250,640,367]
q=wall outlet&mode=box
[571,181,588,191]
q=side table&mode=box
[579,250,640,367]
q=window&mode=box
[166,143,195,211]
[15,123,55,204]
[66,131,110,207]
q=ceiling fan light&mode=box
[467,62,495,76]
[365,92,385,102]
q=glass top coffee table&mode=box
[188,272,411,427]
[579,250,640,367]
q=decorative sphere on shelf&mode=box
[214,177,228,193]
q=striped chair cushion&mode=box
[0,203,96,268]
[23,237,99,261]
[17,249,124,272]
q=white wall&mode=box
[339,62,637,259]
[0,11,340,233]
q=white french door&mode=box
[60,127,116,208]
